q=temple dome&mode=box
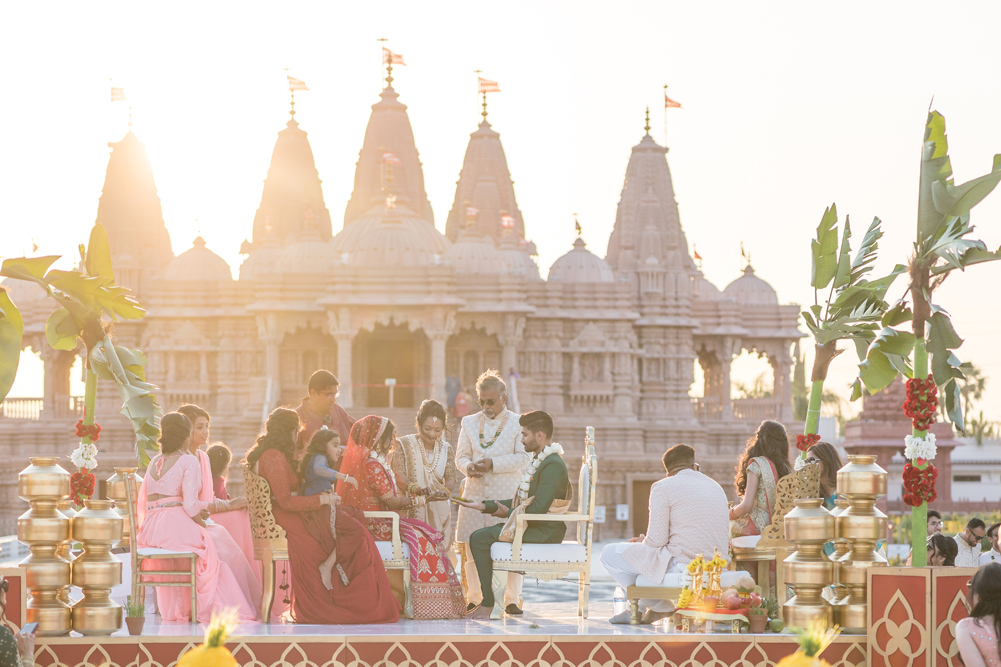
[548,237,614,283]
[239,236,282,281]
[443,233,506,275]
[165,237,233,282]
[276,229,338,275]
[332,204,450,268]
[692,275,722,301]
[722,265,778,305]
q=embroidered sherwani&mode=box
[454,409,529,606]
[454,409,529,543]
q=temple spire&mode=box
[343,57,433,227]
[445,104,525,244]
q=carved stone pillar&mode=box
[430,334,447,405]
[498,315,525,375]
[40,346,74,418]
[336,334,354,409]
[199,352,209,384]
[256,315,281,405]
[770,344,794,422]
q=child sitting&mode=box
[300,428,357,496]
[298,428,357,589]
[207,442,232,500]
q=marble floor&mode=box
[115,578,678,639]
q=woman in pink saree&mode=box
[136,412,261,622]
[176,404,290,618]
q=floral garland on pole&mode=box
[901,375,939,507]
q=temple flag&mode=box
[382,152,401,165]
[287,76,309,92]
[383,48,406,65]
[478,77,501,94]
[111,87,127,102]
[664,94,682,109]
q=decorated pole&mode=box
[854,110,1001,566]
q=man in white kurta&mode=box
[600,444,730,624]
[455,370,530,613]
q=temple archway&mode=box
[446,327,501,394]
[278,326,337,405]
[353,323,429,409]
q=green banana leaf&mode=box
[0,288,23,401]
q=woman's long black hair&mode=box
[735,420,792,495]
[245,408,301,469]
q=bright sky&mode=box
[3,2,1001,422]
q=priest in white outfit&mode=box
[455,369,530,614]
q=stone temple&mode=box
[0,76,801,537]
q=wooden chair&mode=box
[488,426,598,619]
[243,464,289,621]
[123,472,198,622]
[243,466,414,619]
[729,460,822,604]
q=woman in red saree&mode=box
[248,408,399,624]
[336,415,466,620]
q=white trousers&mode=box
[460,542,524,606]
[600,542,680,613]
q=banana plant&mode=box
[0,224,161,467]
[800,204,904,457]
[853,110,1001,565]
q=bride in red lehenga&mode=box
[248,408,399,624]
[336,415,466,620]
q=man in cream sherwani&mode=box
[455,369,530,614]
[600,444,730,624]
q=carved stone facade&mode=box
[0,81,802,537]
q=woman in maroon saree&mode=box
[247,408,399,624]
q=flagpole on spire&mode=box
[477,76,500,122]
[285,72,309,119]
[663,84,668,145]
[284,68,294,118]
[377,38,388,86]
[644,107,651,135]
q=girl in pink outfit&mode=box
[136,412,261,623]
[957,562,1001,667]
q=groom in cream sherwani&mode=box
[455,369,530,614]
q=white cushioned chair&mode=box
[489,426,598,619]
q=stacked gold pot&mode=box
[18,457,73,636]
[70,499,123,635]
[782,498,835,628]
[834,455,888,634]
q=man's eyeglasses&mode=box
[478,398,498,407]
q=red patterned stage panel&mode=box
[30,633,868,667]
[932,567,976,667]
[868,566,977,667]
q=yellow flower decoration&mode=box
[686,555,705,573]
[775,619,840,667]
[178,610,239,667]
[677,588,695,610]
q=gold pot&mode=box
[72,499,124,545]
[105,468,138,550]
[71,593,122,637]
[70,499,123,635]
[785,498,834,544]
[836,455,887,498]
[18,457,71,502]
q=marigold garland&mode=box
[74,418,101,442]
[903,375,938,431]
[796,433,821,452]
[902,462,938,507]
[70,468,96,507]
